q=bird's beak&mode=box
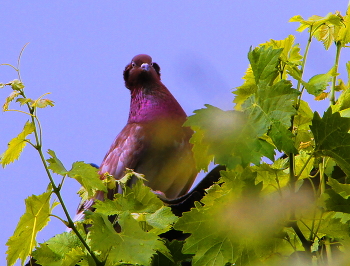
[141,63,150,71]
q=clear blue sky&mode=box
[1,1,349,264]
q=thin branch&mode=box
[330,42,342,105]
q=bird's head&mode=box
[123,54,161,89]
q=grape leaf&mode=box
[175,172,286,266]
[323,189,350,214]
[295,151,314,180]
[248,46,282,87]
[327,177,350,198]
[94,179,164,215]
[243,79,299,153]
[310,108,350,177]
[302,72,332,96]
[32,98,55,108]
[261,35,302,66]
[16,97,34,106]
[33,230,89,266]
[233,66,257,110]
[1,121,35,167]
[10,79,25,91]
[86,211,169,265]
[152,240,193,266]
[337,8,350,46]
[253,162,289,193]
[94,179,178,235]
[145,206,178,235]
[290,13,343,34]
[242,46,300,153]
[67,161,107,197]
[47,149,68,175]
[6,191,56,266]
[3,91,20,111]
[185,105,275,169]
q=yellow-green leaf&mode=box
[1,121,35,167]
[3,91,20,111]
[10,79,25,91]
[16,98,34,106]
[68,161,107,197]
[47,149,68,176]
[32,98,55,108]
[6,191,55,266]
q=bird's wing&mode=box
[74,123,146,221]
[99,123,146,180]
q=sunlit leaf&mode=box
[68,161,107,197]
[16,98,34,106]
[3,91,20,111]
[47,149,68,176]
[86,211,168,265]
[248,46,282,87]
[10,79,24,91]
[32,98,55,108]
[6,191,55,266]
[302,72,332,96]
[233,66,257,110]
[32,230,89,266]
[1,121,35,167]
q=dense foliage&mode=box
[3,6,350,266]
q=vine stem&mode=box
[295,27,313,110]
[289,153,312,254]
[330,42,342,105]
[16,87,102,265]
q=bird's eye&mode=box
[131,62,136,67]
[150,62,153,66]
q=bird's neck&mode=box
[127,83,187,124]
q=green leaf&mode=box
[32,230,89,266]
[68,161,107,197]
[6,191,55,266]
[233,66,257,110]
[248,46,282,87]
[185,105,275,169]
[302,72,332,96]
[242,79,299,153]
[295,151,314,180]
[16,97,34,106]
[240,46,301,153]
[3,91,20,111]
[261,35,303,66]
[10,79,25,91]
[175,176,286,266]
[175,206,235,266]
[47,149,68,175]
[337,8,350,46]
[328,177,350,198]
[310,108,350,177]
[1,121,35,168]
[94,179,164,215]
[323,189,350,214]
[290,13,343,36]
[333,85,350,112]
[32,98,55,108]
[94,178,178,237]
[317,212,350,239]
[253,162,289,193]
[145,206,178,235]
[152,240,193,266]
[86,211,168,265]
